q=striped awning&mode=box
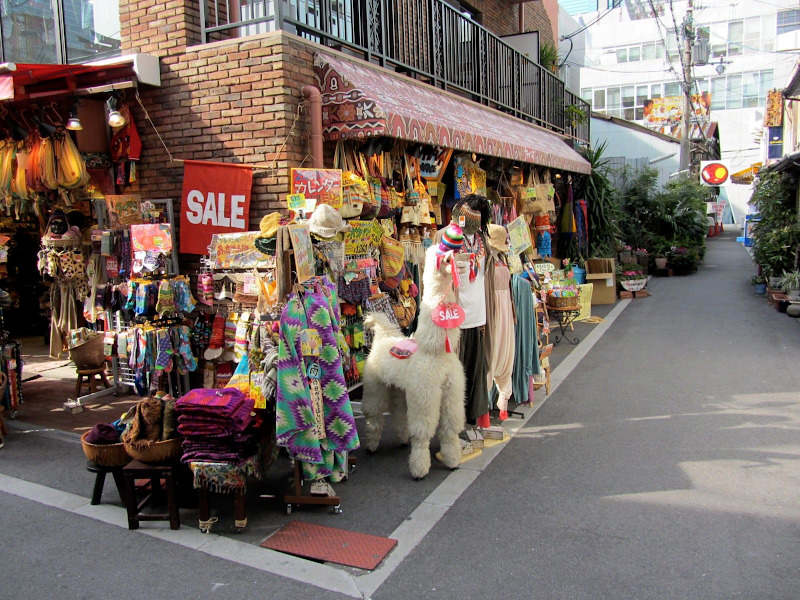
[314,52,591,175]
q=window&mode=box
[594,89,606,110]
[726,74,742,109]
[616,48,628,63]
[777,9,800,35]
[636,85,649,106]
[711,77,726,110]
[650,83,662,99]
[628,46,641,62]
[642,42,656,60]
[0,0,121,63]
[728,20,743,56]
[742,72,760,107]
[664,82,681,97]
[607,87,621,117]
[581,88,592,102]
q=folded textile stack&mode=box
[175,388,259,464]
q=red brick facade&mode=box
[117,0,558,238]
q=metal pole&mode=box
[680,0,693,173]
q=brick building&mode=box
[113,0,588,247]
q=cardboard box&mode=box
[585,258,617,305]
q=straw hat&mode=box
[308,204,351,239]
[487,224,510,253]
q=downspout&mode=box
[519,4,525,33]
[302,85,324,168]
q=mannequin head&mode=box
[452,195,490,236]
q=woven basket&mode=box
[620,278,647,292]
[547,294,580,309]
[69,334,106,369]
[81,431,131,467]
[124,437,182,464]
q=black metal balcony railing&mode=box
[199,0,590,145]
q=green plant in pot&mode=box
[751,274,767,295]
[777,270,800,300]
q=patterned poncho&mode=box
[276,279,359,481]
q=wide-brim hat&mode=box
[309,203,351,239]
[487,224,510,253]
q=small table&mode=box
[547,305,581,346]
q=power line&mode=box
[562,4,619,40]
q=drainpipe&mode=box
[302,85,324,168]
[519,4,525,33]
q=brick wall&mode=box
[469,1,556,45]
[120,28,316,234]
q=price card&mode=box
[287,193,306,210]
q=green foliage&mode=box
[750,170,800,277]
[576,143,622,258]
[565,104,587,125]
[777,269,800,291]
[539,41,559,72]
[750,274,766,285]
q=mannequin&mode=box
[438,195,496,428]
[485,224,516,421]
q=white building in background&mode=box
[569,0,800,223]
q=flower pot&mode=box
[788,289,800,301]
[620,279,647,292]
[655,257,668,270]
[769,276,781,288]
[619,251,634,264]
[754,283,767,295]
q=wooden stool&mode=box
[122,459,180,530]
[197,486,247,533]
[75,367,110,397]
[86,460,125,505]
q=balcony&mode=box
[199,0,590,145]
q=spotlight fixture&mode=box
[106,95,127,128]
[32,109,56,138]
[66,101,82,131]
[8,111,29,141]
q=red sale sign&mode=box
[180,160,253,254]
[432,303,465,329]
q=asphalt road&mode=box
[2,233,799,599]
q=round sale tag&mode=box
[432,303,465,329]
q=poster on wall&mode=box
[344,220,382,256]
[290,168,343,208]
[643,93,711,130]
[288,224,315,283]
[209,232,273,269]
[106,194,144,227]
[180,160,253,254]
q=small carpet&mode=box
[261,520,397,570]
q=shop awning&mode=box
[0,53,160,102]
[314,52,591,175]
[731,162,762,184]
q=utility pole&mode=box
[679,0,694,173]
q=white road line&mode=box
[0,299,631,599]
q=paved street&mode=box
[2,232,799,599]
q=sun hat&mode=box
[487,224,510,253]
[308,204,352,239]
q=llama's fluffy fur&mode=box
[362,246,466,479]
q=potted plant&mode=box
[634,248,649,274]
[750,274,767,295]
[670,246,699,275]
[619,244,634,264]
[777,270,800,300]
[617,264,647,291]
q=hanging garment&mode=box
[459,326,489,422]
[487,261,516,420]
[276,280,359,482]
[510,274,540,405]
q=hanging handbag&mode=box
[522,169,546,214]
[336,142,369,219]
[536,169,556,213]
[380,235,405,277]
